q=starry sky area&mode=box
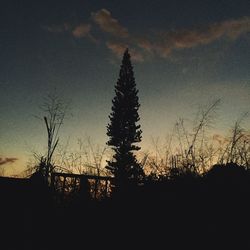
[0,0,250,175]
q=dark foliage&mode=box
[106,49,143,189]
[1,163,250,249]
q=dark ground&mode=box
[1,164,250,250]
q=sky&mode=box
[0,0,250,176]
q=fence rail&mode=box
[51,172,114,200]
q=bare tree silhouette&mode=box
[32,91,69,184]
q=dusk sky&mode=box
[1,0,250,175]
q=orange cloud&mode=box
[44,22,96,42]
[0,157,18,166]
[94,12,250,60]
[91,9,129,38]
[72,23,91,38]
[151,16,250,57]
[106,41,144,62]
[136,38,154,53]
[44,12,250,62]
[106,41,126,56]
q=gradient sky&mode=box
[1,0,250,175]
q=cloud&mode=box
[93,11,250,61]
[0,157,18,166]
[43,23,71,33]
[72,23,91,38]
[149,16,250,58]
[44,12,250,62]
[136,38,154,53]
[44,22,96,42]
[91,9,129,38]
[106,41,126,56]
[106,41,144,62]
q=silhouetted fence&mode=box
[51,172,114,201]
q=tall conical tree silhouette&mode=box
[107,49,143,190]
